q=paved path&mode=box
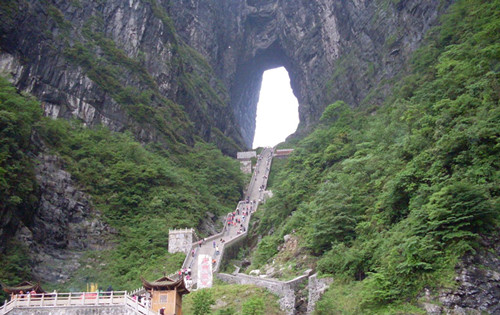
[183,147,274,289]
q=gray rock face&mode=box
[167,0,450,145]
[0,0,449,149]
[419,236,500,315]
[438,239,500,315]
[15,154,112,283]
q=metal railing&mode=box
[0,291,156,315]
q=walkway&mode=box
[183,147,274,289]
[0,291,155,315]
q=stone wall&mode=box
[217,272,310,315]
[8,305,135,315]
[239,160,252,174]
[168,228,196,254]
[217,230,248,272]
[307,274,334,314]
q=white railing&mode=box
[0,291,155,315]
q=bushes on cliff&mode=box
[0,76,41,242]
[38,120,244,289]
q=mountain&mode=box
[1,0,498,313]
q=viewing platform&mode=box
[0,291,155,315]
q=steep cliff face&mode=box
[0,0,452,288]
[0,0,244,155]
[166,0,450,146]
[17,153,112,284]
[0,0,449,149]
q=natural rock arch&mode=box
[168,0,449,148]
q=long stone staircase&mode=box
[181,147,274,289]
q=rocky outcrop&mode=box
[0,0,450,149]
[0,0,243,154]
[420,235,500,314]
[14,153,112,283]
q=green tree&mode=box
[192,289,215,315]
[241,297,265,315]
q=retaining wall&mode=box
[217,272,309,315]
[307,274,334,314]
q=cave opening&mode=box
[252,67,299,148]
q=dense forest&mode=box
[250,0,499,312]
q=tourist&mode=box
[213,240,216,248]
[191,249,195,257]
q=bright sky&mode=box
[252,67,299,148]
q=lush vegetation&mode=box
[0,0,248,295]
[182,282,282,315]
[0,74,245,293]
[250,0,499,312]
[0,77,42,302]
[0,78,41,235]
[44,120,245,290]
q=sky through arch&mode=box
[252,67,299,148]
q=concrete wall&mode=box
[168,228,195,254]
[9,305,135,315]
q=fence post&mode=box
[54,292,58,306]
[82,292,85,305]
[68,292,71,306]
[110,291,113,304]
[41,293,44,306]
[27,293,31,306]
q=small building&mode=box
[1,281,45,297]
[274,149,294,159]
[142,276,190,315]
[236,151,257,160]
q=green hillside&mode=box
[0,75,245,294]
[249,0,499,312]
